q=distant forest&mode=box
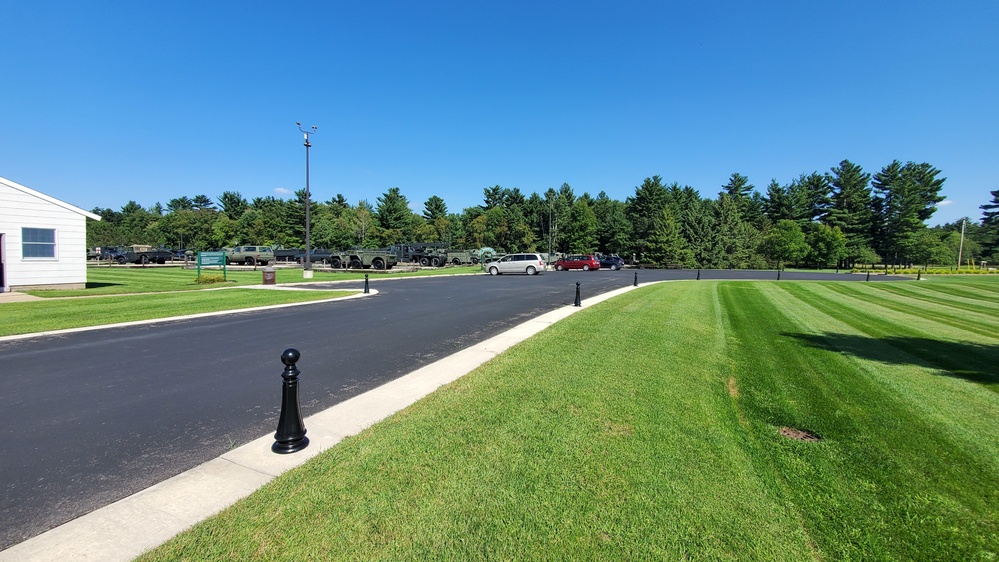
[86,159,999,269]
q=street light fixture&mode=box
[296,122,317,275]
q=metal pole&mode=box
[297,123,317,274]
[957,218,966,271]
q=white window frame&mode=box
[22,227,58,260]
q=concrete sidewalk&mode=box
[0,291,42,303]
[0,282,646,561]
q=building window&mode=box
[22,228,56,258]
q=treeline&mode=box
[86,159,999,268]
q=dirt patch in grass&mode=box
[779,426,822,442]
[728,377,739,397]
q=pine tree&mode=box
[980,189,999,259]
[565,199,598,253]
[422,195,448,222]
[375,187,411,231]
[218,191,248,221]
[871,161,945,266]
[626,176,669,256]
[826,159,872,266]
[646,206,693,267]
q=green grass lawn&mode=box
[2,266,482,336]
[0,289,358,337]
[135,276,999,561]
[26,265,481,297]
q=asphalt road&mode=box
[0,268,905,548]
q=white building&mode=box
[0,176,100,291]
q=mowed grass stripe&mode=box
[1,289,357,336]
[725,282,999,560]
[765,282,999,456]
[781,283,997,393]
[820,282,999,339]
[870,280,999,317]
[900,276,999,300]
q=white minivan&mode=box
[485,253,546,275]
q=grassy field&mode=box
[1,266,482,337]
[136,276,998,561]
[0,289,358,337]
[26,264,480,297]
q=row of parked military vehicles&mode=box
[88,245,180,264]
[219,243,491,270]
[88,243,488,268]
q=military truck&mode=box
[294,248,334,265]
[114,245,174,265]
[329,249,398,270]
[272,246,301,262]
[388,243,450,267]
[224,245,274,266]
[445,249,478,265]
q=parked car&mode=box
[599,254,625,270]
[88,246,120,260]
[484,253,546,275]
[554,255,601,271]
[225,245,274,266]
[115,245,174,265]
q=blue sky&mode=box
[2,1,996,226]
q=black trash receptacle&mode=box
[262,267,276,285]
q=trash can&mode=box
[262,267,276,285]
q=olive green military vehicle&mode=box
[329,249,398,270]
[224,245,275,266]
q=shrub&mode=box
[195,274,227,284]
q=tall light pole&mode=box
[297,122,317,275]
[957,217,967,270]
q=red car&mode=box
[554,255,601,271]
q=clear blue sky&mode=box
[2,1,996,226]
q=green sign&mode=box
[197,251,227,280]
[199,251,226,266]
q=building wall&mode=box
[0,181,90,290]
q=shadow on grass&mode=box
[784,332,999,390]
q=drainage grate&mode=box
[779,426,822,442]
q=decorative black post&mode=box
[574,281,581,307]
[364,274,369,294]
[272,349,309,454]
[696,269,701,280]
[633,271,638,287]
[917,271,921,281]
[777,269,781,280]
[866,271,871,282]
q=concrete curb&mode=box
[0,282,650,561]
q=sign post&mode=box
[197,251,227,280]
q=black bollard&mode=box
[866,271,871,282]
[634,271,638,287]
[777,269,781,280]
[574,281,581,307]
[272,349,309,454]
[696,269,701,280]
[917,271,921,281]
[364,274,369,294]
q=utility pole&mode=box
[297,122,317,277]
[957,217,967,270]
